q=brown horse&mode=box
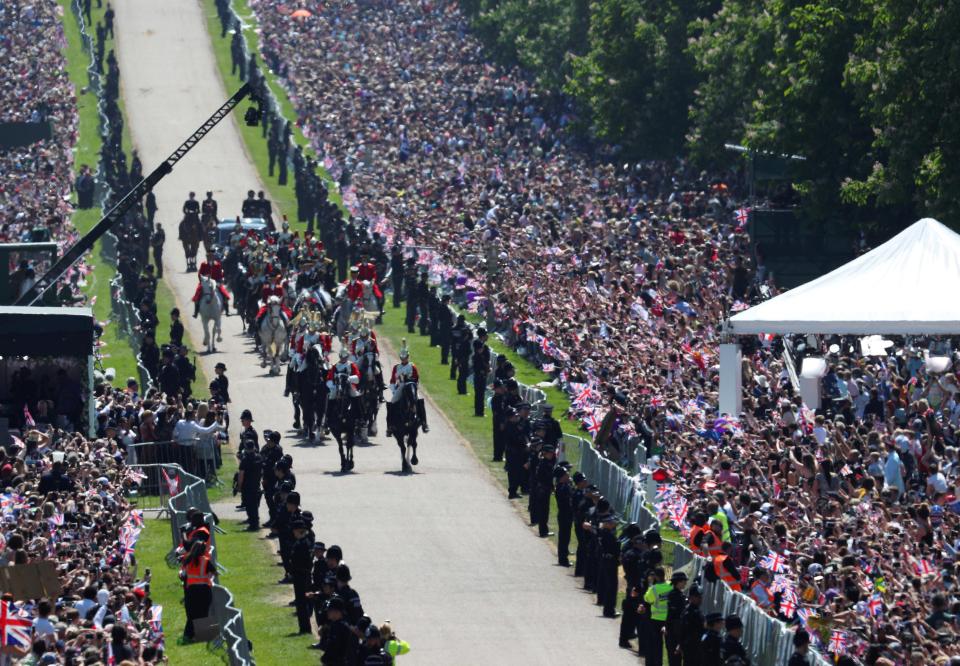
[178,214,204,271]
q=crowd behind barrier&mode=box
[132,460,254,666]
[577,437,832,665]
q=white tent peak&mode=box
[727,217,960,335]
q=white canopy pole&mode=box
[719,342,742,417]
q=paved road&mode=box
[112,2,635,663]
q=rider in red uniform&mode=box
[344,266,365,303]
[255,276,293,322]
[192,262,230,318]
[354,254,383,299]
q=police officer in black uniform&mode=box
[573,483,597,579]
[596,512,621,618]
[237,440,262,530]
[490,379,508,462]
[260,430,283,525]
[720,615,750,665]
[415,271,431,336]
[451,315,471,388]
[471,328,491,416]
[274,485,300,583]
[618,532,648,648]
[318,596,357,664]
[788,629,813,666]
[150,223,165,277]
[679,584,705,665]
[290,517,315,634]
[540,404,563,452]
[503,407,527,499]
[390,244,405,307]
[404,260,419,333]
[437,294,453,364]
[665,572,688,666]
[700,612,724,665]
[532,440,557,537]
[554,466,573,566]
[334,564,364,625]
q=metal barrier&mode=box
[130,462,252,665]
[575,438,831,666]
[128,439,222,487]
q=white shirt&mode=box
[927,472,948,494]
[173,419,222,446]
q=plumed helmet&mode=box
[399,338,410,360]
[338,348,350,361]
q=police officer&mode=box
[451,316,472,391]
[596,512,620,618]
[318,596,357,664]
[664,571,688,666]
[641,567,674,666]
[490,379,508,462]
[274,487,301,583]
[788,629,813,666]
[150,223,165,278]
[390,244,405,307]
[575,485,600,582]
[334,564,364,625]
[237,440,262,530]
[404,261,419,333]
[290,517,315,634]
[428,286,442,346]
[618,533,648,648]
[554,465,573,566]
[471,328,491,416]
[532,441,557,537]
[700,612,724,665]
[415,271,431,336]
[260,430,283,525]
[540,404,563,452]
[679,584,705,664]
[721,615,750,665]
[437,294,453,364]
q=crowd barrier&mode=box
[130,462,253,665]
[128,439,223,490]
[575,438,831,666]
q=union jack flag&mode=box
[161,468,180,496]
[22,405,35,428]
[573,385,596,407]
[828,630,847,654]
[795,608,816,627]
[734,208,750,230]
[760,551,788,573]
[48,512,64,527]
[914,559,936,577]
[583,412,601,436]
[0,601,31,647]
[149,605,163,635]
[541,363,555,373]
[779,597,797,618]
[867,594,884,617]
[655,485,675,501]
[128,510,144,528]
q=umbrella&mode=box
[290,8,312,18]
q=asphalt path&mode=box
[112,2,636,662]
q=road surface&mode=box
[112,2,635,662]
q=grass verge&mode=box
[137,517,315,665]
[199,0,343,222]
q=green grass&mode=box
[200,0,344,223]
[137,517,315,665]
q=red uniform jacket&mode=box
[351,338,380,355]
[390,363,419,384]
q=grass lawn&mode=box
[199,0,344,222]
[136,517,315,665]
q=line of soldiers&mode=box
[232,410,409,663]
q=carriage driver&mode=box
[385,340,429,436]
[192,262,231,318]
[326,348,362,400]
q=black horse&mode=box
[389,381,423,473]
[326,373,357,471]
[291,347,326,442]
[356,350,382,439]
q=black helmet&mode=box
[643,528,662,546]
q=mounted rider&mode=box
[326,348,361,401]
[343,266,365,304]
[192,261,231,318]
[385,340,429,436]
[351,326,386,398]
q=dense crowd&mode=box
[0,369,176,664]
[241,0,960,662]
[0,1,88,305]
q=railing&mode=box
[130,462,253,665]
[128,439,223,488]
[575,437,831,666]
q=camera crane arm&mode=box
[16,83,260,306]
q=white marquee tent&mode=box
[718,218,960,414]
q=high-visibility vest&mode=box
[689,525,705,556]
[184,555,213,587]
[713,555,741,592]
[705,532,724,558]
[643,581,672,621]
[712,510,731,543]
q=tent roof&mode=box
[0,306,94,356]
[727,218,960,335]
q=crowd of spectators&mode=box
[0,370,176,664]
[0,1,88,305]
[246,0,960,662]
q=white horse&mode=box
[198,275,223,353]
[258,296,289,375]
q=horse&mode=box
[326,374,357,471]
[197,275,223,353]
[356,349,382,438]
[295,346,326,442]
[390,381,421,473]
[332,285,353,338]
[258,296,288,375]
[178,214,203,271]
